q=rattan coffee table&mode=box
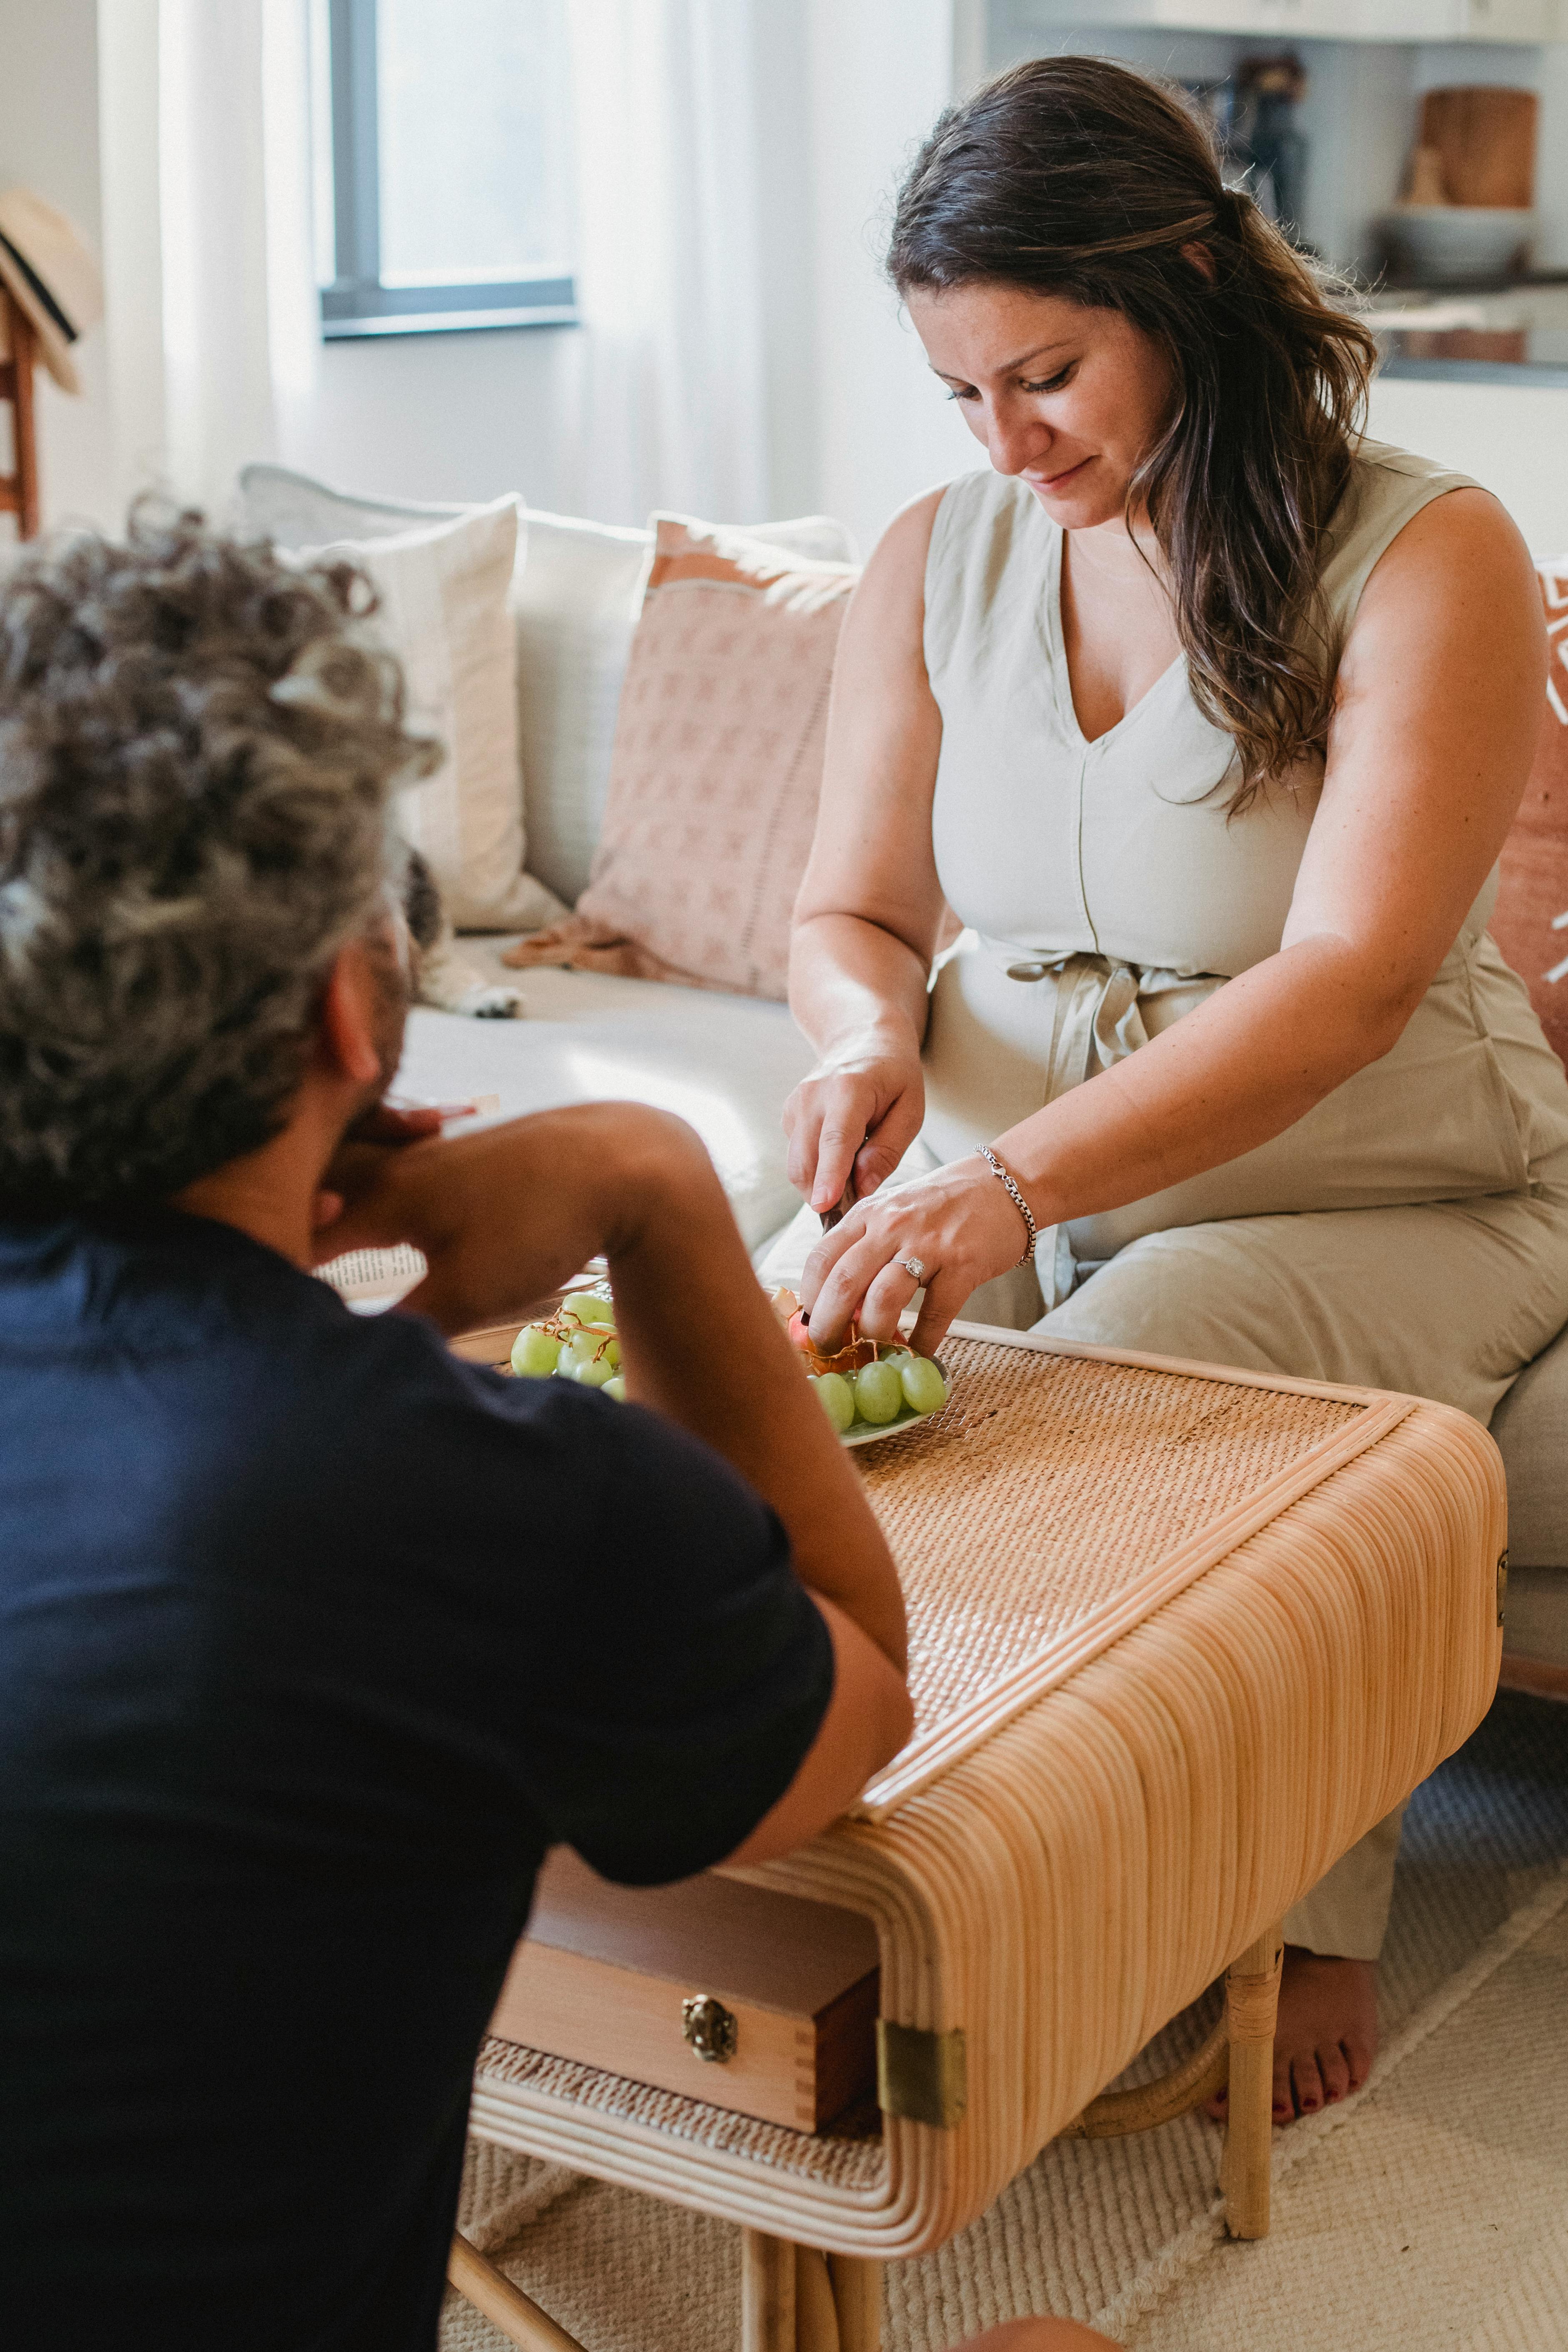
[445,1321,1506,2352]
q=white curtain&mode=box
[144,0,772,522]
[557,0,771,525]
[156,0,317,514]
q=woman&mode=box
[781,58,1568,2125]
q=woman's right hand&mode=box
[784,1047,926,1217]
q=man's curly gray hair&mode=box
[0,503,438,1210]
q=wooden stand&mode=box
[0,287,40,541]
[1219,1926,1285,2241]
[446,2233,588,2351]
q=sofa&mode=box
[238,462,1568,1695]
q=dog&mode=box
[401,849,524,1019]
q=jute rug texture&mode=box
[441,1693,1568,2352]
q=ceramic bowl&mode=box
[1379,207,1535,288]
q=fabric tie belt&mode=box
[997,948,1218,1309]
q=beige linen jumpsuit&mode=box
[768,440,1568,1957]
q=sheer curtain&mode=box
[557,0,771,525]
[154,0,317,513]
[147,0,769,522]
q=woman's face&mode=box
[906,281,1176,532]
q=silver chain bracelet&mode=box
[976,1145,1039,1268]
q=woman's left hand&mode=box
[800,1154,1031,1358]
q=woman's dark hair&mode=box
[888,55,1378,808]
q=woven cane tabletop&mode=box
[855,1331,1367,1806]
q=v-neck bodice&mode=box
[1047,526,1186,755]
[925,467,1331,978]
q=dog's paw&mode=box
[455,982,524,1020]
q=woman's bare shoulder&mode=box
[838,485,957,665]
[1357,484,1537,619]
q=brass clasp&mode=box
[681,1994,738,2064]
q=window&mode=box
[313,0,577,339]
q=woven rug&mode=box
[442,1692,1568,2352]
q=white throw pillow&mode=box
[508,511,654,907]
[238,461,468,546]
[296,499,564,934]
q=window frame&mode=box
[318,0,578,341]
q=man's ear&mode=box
[317,940,383,1088]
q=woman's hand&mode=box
[801,1152,1030,1358]
[784,1044,927,1216]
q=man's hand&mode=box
[311,1097,470,1250]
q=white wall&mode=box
[1368,373,1568,554]
[802,0,987,555]
[0,0,114,534]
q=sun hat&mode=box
[0,188,103,396]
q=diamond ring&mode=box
[898,1255,928,1285]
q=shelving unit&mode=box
[989,0,1568,294]
[998,0,1558,42]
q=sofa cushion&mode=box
[506,516,857,999]
[512,508,860,909]
[1489,1316,1568,1567]
[1489,555,1568,1072]
[237,466,858,915]
[294,499,564,935]
[237,461,468,546]
[392,950,814,1251]
[509,509,655,908]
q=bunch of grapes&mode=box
[770,1287,948,1434]
[510,1292,626,1400]
[509,1285,949,1438]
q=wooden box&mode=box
[488,1848,880,2133]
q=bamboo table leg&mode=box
[741,2228,797,2352]
[1220,1922,1284,2239]
[828,2254,882,2351]
[446,2232,589,2351]
[797,2246,841,2351]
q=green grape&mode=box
[572,1351,617,1390]
[602,1337,622,1370]
[511,1324,561,1378]
[899,1355,948,1416]
[602,1374,628,1403]
[853,1359,904,1425]
[877,1343,914,1363]
[811,1372,856,1433]
[562,1290,616,1328]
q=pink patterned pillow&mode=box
[503,516,857,998]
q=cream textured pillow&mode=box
[296,497,563,934]
[505,516,857,998]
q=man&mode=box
[0,511,913,2347]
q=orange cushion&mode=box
[505,515,857,999]
[1491,559,1568,1075]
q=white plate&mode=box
[840,1386,954,1449]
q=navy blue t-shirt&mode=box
[0,1209,833,2350]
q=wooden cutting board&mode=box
[488,1848,880,2132]
[1419,87,1537,210]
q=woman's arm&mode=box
[784,488,951,1211]
[804,486,1547,1353]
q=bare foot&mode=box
[1203,1946,1378,2126]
